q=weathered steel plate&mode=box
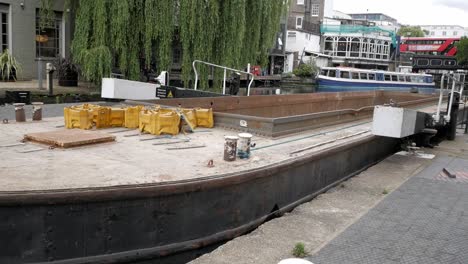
[24,129,116,148]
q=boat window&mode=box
[328,70,336,78]
[398,75,405,82]
[320,69,328,76]
[405,76,411,82]
[360,73,368,80]
[426,76,433,83]
[391,75,398,82]
[368,73,376,80]
[384,75,391,81]
[352,72,360,80]
[341,71,350,79]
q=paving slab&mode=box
[24,129,116,148]
[308,134,468,264]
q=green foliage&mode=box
[70,0,287,86]
[397,26,425,37]
[383,189,389,195]
[80,46,112,84]
[0,49,21,81]
[39,0,54,30]
[292,242,308,258]
[456,37,468,66]
[293,60,319,78]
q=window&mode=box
[297,0,304,5]
[384,75,391,81]
[442,31,447,36]
[328,70,336,78]
[36,10,62,58]
[341,71,350,79]
[320,69,328,76]
[360,73,368,80]
[405,76,411,82]
[311,4,319,17]
[350,38,360,58]
[398,75,405,82]
[454,31,458,36]
[352,72,360,80]
[391,75,398,82]
[296,17,303,29]
[368,73,375,80]
[430,31,434,36]
[0,4,8,53]
[337,37,347,57]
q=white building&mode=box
[420,25,468,38]
[321,12,396,70]
[284,0,336,73]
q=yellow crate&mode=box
[110,108,125,127]
[124,106,143,129]
[195,108,214,128]
[64,107,93,130]
[139,110,180,135]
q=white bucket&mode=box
[237,133,253,159]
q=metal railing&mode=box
[434,73,467,124]
[192,60,254,96]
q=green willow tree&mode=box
[51,0,288,86]
[397,26,426,37]
[456,37,468,66]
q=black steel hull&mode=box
[0,136,398,263]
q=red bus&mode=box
[400,37,460,56]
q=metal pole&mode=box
[247,63,251,96]
[193,61,199,91]
[38,58,43,90]
[446,75,457,123]
[435,74,445,123]
[223,69,227,95]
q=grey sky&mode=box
[333,0,468,27]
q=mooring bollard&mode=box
[32,102,44,121]
[224,136,239,162]
[238,133,253,159]
[13,103,26,122]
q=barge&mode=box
[317,67,436,93]
[0,91,463,263]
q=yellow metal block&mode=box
[157,111,181,135]
[64,107,93,130]
[92,107,112,129]
[195,108,214,128]
[110,108,125,127]
[181,108,197,130]
[124,106,143,129]
[139,110,180,135]
[139,110,153,134]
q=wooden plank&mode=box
[24,129,116,148]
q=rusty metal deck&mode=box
[139,91,441,137]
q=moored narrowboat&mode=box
[317,67,436,93]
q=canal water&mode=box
[239,84,317,96]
